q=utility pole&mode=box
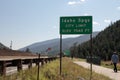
[10,41,12,50]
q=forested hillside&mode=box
[71,20,120,60]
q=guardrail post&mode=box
[41,59,44,66]
[37,54,40,80]
[17,59,22,72]
[0,61,6,76]
[28,59,32,69]
[45,59,47,64]
[35,59,38,66]
[48,58,50,63]
[24,59,33,69]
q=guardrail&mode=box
[0,56,57,76]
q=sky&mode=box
[0,0,120,50]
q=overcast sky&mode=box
[0,0,120,50]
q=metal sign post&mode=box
[90,34,93,80]
[60,35,62,75]
[60,16,93,78]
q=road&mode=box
[6,63,36,75]
[74,61,120,80]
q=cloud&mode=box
[81,0,85,2]
[68,1,78,5]
[104,19,111,23]
[117,6,120,10]
[68,0,86,6]
[93,21,100,26]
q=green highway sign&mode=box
[60,16,92,34]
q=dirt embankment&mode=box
[0,49,37,56]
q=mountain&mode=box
[19,32,99,55]
[75,20,120,60]
[0,49,36,56]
